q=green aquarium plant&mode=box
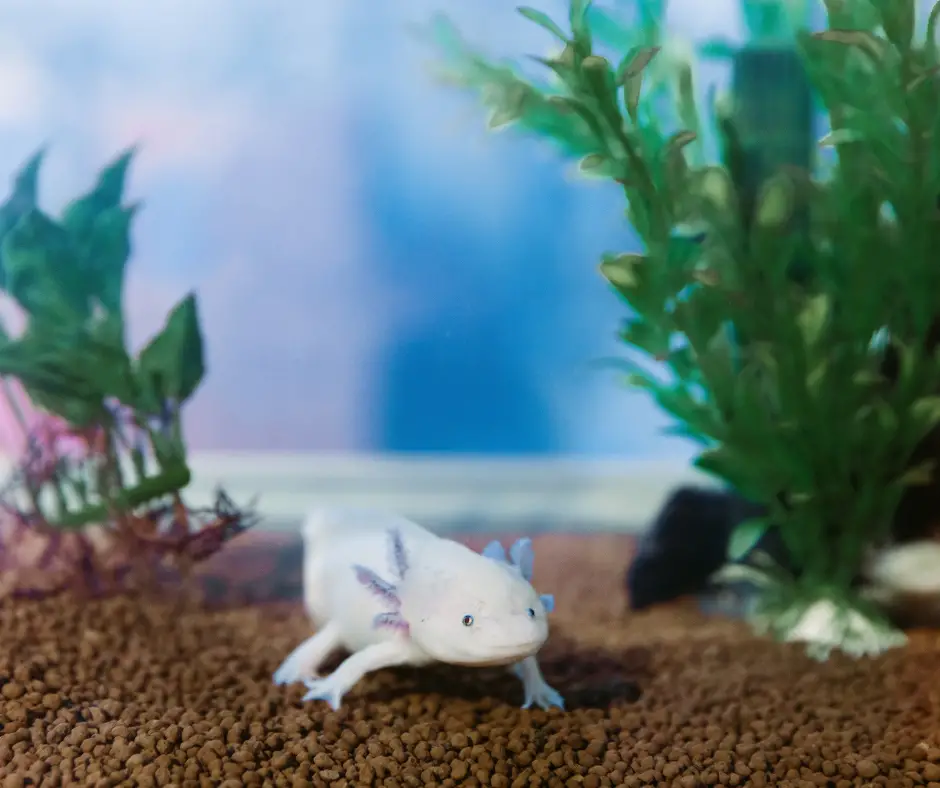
[0,149,254,598]
[429,0,940,659]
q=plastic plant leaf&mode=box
[516,6,568,42]
[806,360,828,394]
[1,209,90,319]
[598,253,645,290]
[754,175,795,228]
[817,128,864,147]
[578,153,620,178]
[673,292,731,362]
[692,326,738,405]
[619,319,671,358]
[710,561,781,590]
[621,77,640,123]
[869,0,914,50]
[662,130,697,159]
[567,0,593,51]
[910,396,940,432]
[896,460,935,487]
[928,2,940,59]
[83,313,136,404]
[600,253,668,318]
[727,517,771,562]
[619,46,661,81]
[60,147,135,236]
[83,204,137,315]
[653,386,721,441]
[135,292,206,411]
[0,149,45,290]
[0,336,102,426]
[796,294,830,347]
[691,167,735,213]
[811,29,890,65]
[693,446,767,501]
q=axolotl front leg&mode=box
[300,640,418,710]
[482,538,564,711]
[510,656,565,710]
[290,530,418,710]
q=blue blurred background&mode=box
[0,0,836,460]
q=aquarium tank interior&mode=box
[3,0,940,784]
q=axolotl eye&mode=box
[526,607,536,619]
[461,614,474,627]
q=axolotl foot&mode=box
[511,656,565,711]
[301,677,345,711]
[520,680,565,711]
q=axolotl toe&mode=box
[273,507,563,711]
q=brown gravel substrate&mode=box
[4,533,940,787]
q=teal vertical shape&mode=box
[730,46,815,186]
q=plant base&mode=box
[0,489,256,599]
[748,585,908,661]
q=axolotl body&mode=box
[272,507,564,711]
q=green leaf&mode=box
[711,561,781,589]
[0,332,106,426]
[728,517,770,561]
[817,128,864,147]
[1,209,89,318]
[30,389,102,428]
[619,46,660,80]
[83,312,135,403]
[578,152,620,178]
[852,368,884,387]
[619,318,671,358]
[84,204,137,314]
[662,130,697,158]
[870,0,914,49]
[135,292,206,411]
[911,396,940,431]
[623,74,644,122]
[806,360,827,394]
[795,294,829,346]
[897,460,935,487]
[60,147,135,236]
[694,445,767,499]
[0,148,46,290]
[690,166,735,213]
[928,1,940,58]
[754,174,795,228]
[486,82,531,129]
[568,0,593,51]
[811,29,889,64]
[517,6,568,41]
[599,253,645,289]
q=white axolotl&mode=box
[272,507,564,711]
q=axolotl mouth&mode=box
[438,638,547,667]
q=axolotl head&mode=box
[355,531,555,667]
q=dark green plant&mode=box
[430,0,940,657]
[0,149,206,529]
